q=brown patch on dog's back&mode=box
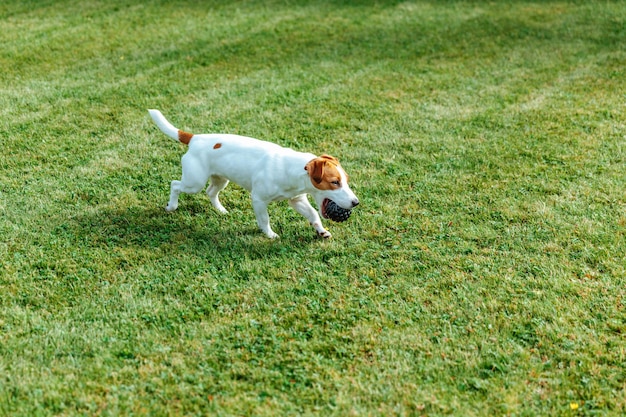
[178,130,194,145]
[305,155,343,190]
[213,143,222,149]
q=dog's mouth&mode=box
[321,198,353,222]
[321,198,330,219]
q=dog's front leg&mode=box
[251,197,279,239]
[288,195,331,238]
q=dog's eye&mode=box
[331,180,341,187]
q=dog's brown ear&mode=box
[319,154,339,163]
[305,158,324,184]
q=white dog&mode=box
[148,110,359,239]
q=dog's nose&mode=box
[351,198,360,207]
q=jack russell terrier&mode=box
[148,110,359,239]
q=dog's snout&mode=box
[351,198,360,208]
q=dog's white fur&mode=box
[148,110,359,238]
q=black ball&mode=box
[325,199,352,222]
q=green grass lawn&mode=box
[1,0,625,415]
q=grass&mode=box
[1,0,625,415]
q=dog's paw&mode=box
[318,230,332,239]
[266,231,279,239]
[211,201,228,214]
[165,203,178,212]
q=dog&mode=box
[148,110,359,239]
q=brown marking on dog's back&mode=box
[305,155,343,190]
[213,143,222,149]
[178,130,193,145]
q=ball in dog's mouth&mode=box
[321,198,352,222]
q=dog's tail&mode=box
[148,109,194,145]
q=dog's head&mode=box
[305,155,359,219]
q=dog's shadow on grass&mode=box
[68,202,321,261]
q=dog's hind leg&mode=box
[166,154,209,212]
[166,180,183,212]
[206,176,229,214]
